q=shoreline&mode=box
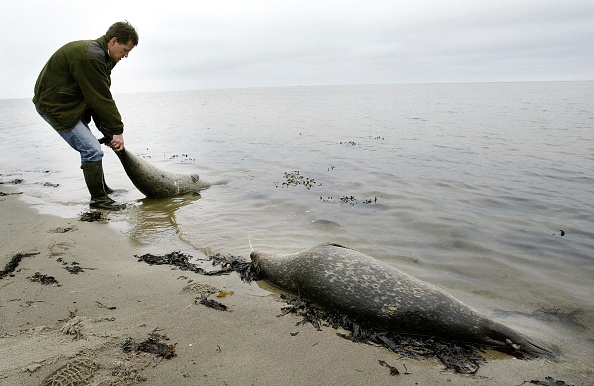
[0,185,584,385]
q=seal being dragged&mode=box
[250,243,557,358]
[115,148,211,198]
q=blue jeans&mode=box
[37,109,103,163]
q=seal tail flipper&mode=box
[484,321,560,359]
[506,335,560,360]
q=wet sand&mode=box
[0,184,582,385]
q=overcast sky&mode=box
[2,0,592,99]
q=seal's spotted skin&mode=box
[250,243,557,358]
[116,149,210,198]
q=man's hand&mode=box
[110,134,125,151]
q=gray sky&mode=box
[3,0,593,99]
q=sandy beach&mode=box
[0,182,586,386]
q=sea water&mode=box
[1,82,593,377]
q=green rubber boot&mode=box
[81,161,126,210]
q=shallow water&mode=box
[2,82,593,378]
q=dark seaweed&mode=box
[275,171,318,189]
[136,251,206,274]
[135,251,260,282]
[0,252,40,279]
[65,264,85,274]
[378,360,400,375]
[29,272,60,285]
[278,293,486,374]
[79,211,106,222]
[208,253,261,282]
[529,376,575,386]
[196,295,228,311]
[122,331,176,359]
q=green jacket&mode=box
[33,36,124,135]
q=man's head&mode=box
[106,21,139,62]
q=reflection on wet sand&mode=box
[125,194,201,247]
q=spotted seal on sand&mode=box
[115,148,210,198]
[250,243,557,358]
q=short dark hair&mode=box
[106,21,139,46]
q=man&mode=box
[33,21,139,210]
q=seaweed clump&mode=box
[196,295,228,311]
[122,330,176,359]
[0,252,40,279]
[79,211,106,222]
[529,376,575,386]
[135,251,259,281]
[28,272,60,286]
[278,294,485,374]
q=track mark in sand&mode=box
[41,358,98,386]
[49,242,73,258]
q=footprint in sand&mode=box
[41,358,98,386]
[48,242,74,259]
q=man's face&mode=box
[107,37,135,62]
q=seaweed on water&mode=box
[0,252,40,279]
[275,171,318,190]
[531,307,587,329]
[493,307,587,330]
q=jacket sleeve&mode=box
[72,57,124,135]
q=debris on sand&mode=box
[0,252,40,279]
[196,295,228,311]
[277,293,486,374]
[378,360,400,375]
[79,211,107,222]
[28,272,60,286]
[530,376,575,386]
[122,330,177,359]
[135,251,258,281]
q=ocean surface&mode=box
[2,82,593,377]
